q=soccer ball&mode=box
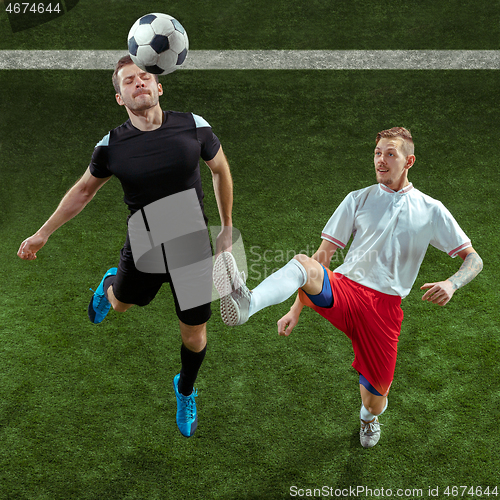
[127,13,189,75]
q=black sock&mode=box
[178,343,207,396]
[103,275,115,299]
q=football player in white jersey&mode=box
[213,127,483,448]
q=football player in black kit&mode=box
[18,55,233,438]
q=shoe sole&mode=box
[213,252,241,326]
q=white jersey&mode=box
[322,183,471,298]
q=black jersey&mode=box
[89,111,221,219]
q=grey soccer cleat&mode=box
[360,416,382,448]
[213,252,252,326]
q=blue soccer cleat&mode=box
[88,267,117,324]
[173,373,198,437]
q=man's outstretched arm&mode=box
[18,167,110,260]
[420,246,483,306]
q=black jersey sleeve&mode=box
[89,133,113,178]
[199,127,221,162]
[192,114,221,162]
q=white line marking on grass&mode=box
[0,50,498,70]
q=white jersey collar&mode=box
[379,182,414,195]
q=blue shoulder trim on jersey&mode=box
[95,133,110,148]
[191,113,211,129]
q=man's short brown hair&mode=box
[112,55,159,94]
[376,127,414,156]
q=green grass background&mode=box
[1,1,499,499]
[1,0,500,50]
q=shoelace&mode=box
[90,287,108,309]
[233,274,252,305]
[233,270,246,289]
[362,420,382,434]
[179,390,198,420]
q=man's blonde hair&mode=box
[376,127,414,156]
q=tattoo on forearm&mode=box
[449,252,483,290]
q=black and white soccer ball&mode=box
[127,13,189,75]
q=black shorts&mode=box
[112,236,212,326]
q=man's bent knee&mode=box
[366,399,386,416]
[180,321,207,352]
[360,384,387,416]
[293,254,324,295]
[293,253,315,270]
[362,394,387,416]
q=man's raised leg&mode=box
[107,284,134,313]
[88,268,134,324]
[213,252,326,326]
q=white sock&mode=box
[360,399,388,421]
[248,259,308,317]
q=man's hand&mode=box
[18,234,48,261]
[421,248,483,306]
[277,309,301,336]
[420,280,456,306]
[17,168,110,262]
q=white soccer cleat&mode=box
[360,417,382,448]
[213,252,252,326]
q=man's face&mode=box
[115,64,163,112]
[374,138,414,190]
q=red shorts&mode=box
[299,271,404,397]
